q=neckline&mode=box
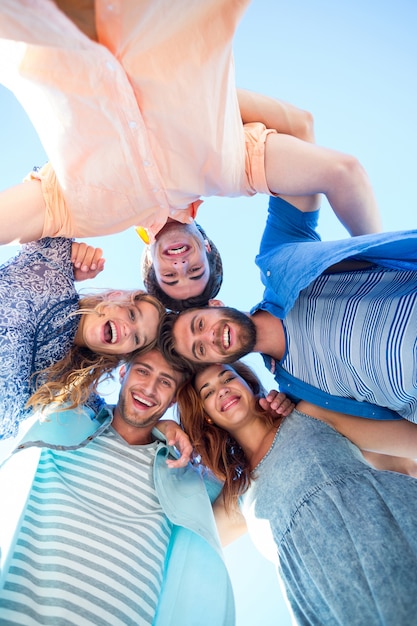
[251,423,281,474]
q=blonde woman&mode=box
[0,236,164,440]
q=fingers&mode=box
[259,391,295,417]
[166,433,194,468]
[71,241,104,273]
[71,242,105,282]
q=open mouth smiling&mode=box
[164,243,190,256]
[104,320,119,344]
[221,324,231,350]
[221,396,240,412]
[132,393,156,409]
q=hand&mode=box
[157,420,194,468]
[71,242,105,281]
[259,390,295,417]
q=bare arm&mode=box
[297,400,417,459]
[237,89,381,231]
[0,180,46,244]
[264,134,382,233]
[362,451,417,477]
[237,88,314,142]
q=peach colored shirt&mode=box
[0,0,273,242]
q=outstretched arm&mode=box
[237,89,381,233]
[0,179,46,245]
[237,88,314,142]
[362,451,417,477]
[297,400,417,459]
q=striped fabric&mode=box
[281,267,417,421]
[0,428,172,625]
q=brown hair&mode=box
[141,223,223,311]
[28,290,166,411]
[157,310,203,374]
[176,361,276,510]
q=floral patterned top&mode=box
[0,237,80,440]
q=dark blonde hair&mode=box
[176,361,276,510]
[28,290,165,411]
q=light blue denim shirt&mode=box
[1,405,235,626]
[252,197,417,420]
[241,409,417,625]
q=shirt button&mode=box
[266,270,271,277]
[143,160,151,167]
[106,61,115,71]
[128,121,137,129]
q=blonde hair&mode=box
[28,290,165,411]
[176,361,276,510]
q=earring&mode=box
[205,416,213,424]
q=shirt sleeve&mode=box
[0,237,77,440]
[259,196,321,255]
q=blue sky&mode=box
[0,1,416,623]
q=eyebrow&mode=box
[160,271,206,287]
[134,362,177,383]
[198,369,229,394]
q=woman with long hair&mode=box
[177,360,417,625]
[0,237,165,440]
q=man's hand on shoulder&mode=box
[157,419,194,468]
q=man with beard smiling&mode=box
[0,347,235,626]
[159,191,417,424]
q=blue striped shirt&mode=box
[281,267,417,421]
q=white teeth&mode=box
[133,394,153,407]
[167,245,187,255]
[223,326,230,349]
[223,399,235,411]
[109,321,118,344]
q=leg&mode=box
[0,180,46,244]
[264,133,382,235]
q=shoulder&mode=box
[264,196,321,244]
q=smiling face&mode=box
[150,221,210,300]
[195,364,255,432]
[114,350,183,436]
[76,298,161,355]
[172,306,257,364]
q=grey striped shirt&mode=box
[0,428,172,625]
